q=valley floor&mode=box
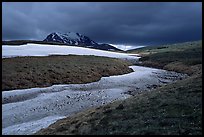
[2,41,202,135]
[36,70,202,135]
[2,66,186,135]
[36,41,202,135]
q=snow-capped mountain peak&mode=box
[43,32,122,51]
[59,32,80,40]
[44,32,97,46]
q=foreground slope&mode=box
[36,72,202,135]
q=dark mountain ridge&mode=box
[3,32,122,51]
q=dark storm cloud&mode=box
[2,2,202,46]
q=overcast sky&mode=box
[2,2,202,46]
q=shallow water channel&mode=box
[2,65,188,135]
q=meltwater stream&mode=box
[2,66,188,135]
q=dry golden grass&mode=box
[2,55,133,91]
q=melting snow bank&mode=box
[2,116,66,135]
[2,43,140,60]
[2,66,188,135]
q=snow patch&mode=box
[2,43,140,60]
[2,116,66,135]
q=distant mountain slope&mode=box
[2,32,123,51]
[93,43,123,51]
[43,32,98,46]
[43,32,122,51]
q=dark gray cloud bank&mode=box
[2,2,202,46]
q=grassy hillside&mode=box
[128,40,202,75]
[36,40,202,135]
[2,55,133,91]
[127,40,202,55]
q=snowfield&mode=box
[2,43,140,60]
[2,66,188,135]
